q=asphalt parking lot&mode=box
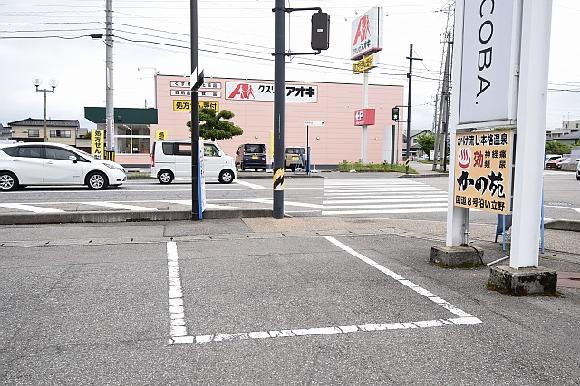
[1,220,579,384]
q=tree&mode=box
[187,108,243,141]
[545,140,572,155]
[416,132,435,159]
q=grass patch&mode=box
[338,160,417,174]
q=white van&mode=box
[150,140,237,184]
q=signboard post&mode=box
[303,120,324,175]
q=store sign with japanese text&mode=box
[170,81,221,89]
[155,130,168,141]
[170,90,221,98]
[91,129,104,159]
[225,82,318,103]
[353,109,376,126]
[454,129,513,214]
[172,100,219,112]
[353,54,377,74]
[351,7,383,60]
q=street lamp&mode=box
[33,78,58,142]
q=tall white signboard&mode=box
[350,7,383,60]
[458,0,522,124]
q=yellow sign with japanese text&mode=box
[91,129,105,160]
[173,100,219,112]
[453,129,513,215]
[156,130,168,141]
[353,54,376,74]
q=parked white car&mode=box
[0,142,126,191]
[150,140,237,184]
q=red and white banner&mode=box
[225,82,318,103]
[351,7,383,60]
[353,109,376,126]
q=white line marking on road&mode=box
[245,198,323,209]
[169,237,481,345]
[81,202,158,211]
[323,203,449,210]
[235,180,267,190]
[324,236,479,319]
[0,203,65,213]
[574,208,580,214]
[167,242,189,341]
[323,196,448,204]
[325,188,441,195]
[322,207,448,216]
[164,200,239,210]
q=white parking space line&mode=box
[169,237,481,345]
[0,203,65,213]
[167,242,188,340]
[235,180,267,190]
[81,202,158,211]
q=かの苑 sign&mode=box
[225,82,318,103]
[91,129,104,159]
[351,7,383,60]
[453,129,513,214]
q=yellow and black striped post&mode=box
[273,168,285,191]
[404,158,410,174]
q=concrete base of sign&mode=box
[487,265,558,296]
[430,245,484,268]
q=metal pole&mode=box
[43,90,47,142]
[406,44,413,174]
[306,125,309,174]
[105,0,114,152]
[273,0,285,219]
[510,0,553,268]
[361,71,369,163]
[391,124,395,165]
[190,0,201,221]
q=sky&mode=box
[1,0,579,131]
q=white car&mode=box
[150,140,237,184]
[0,142,126,191]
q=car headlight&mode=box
[104,163,124,171]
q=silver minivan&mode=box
[150,141,237,184]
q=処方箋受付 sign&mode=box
[453,129,513,214]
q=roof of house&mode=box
[557,131,580,140]
[8,118,80,128]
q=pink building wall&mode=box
[155,74,404,166]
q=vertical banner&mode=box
[453,129,513,214]
[91,129,104,159]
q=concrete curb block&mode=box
[0,209,273,225]
[399,173,448,179]
[544,219,580,232]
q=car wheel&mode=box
[218,170,235,184]
[241,163,246,171]
[86,171,109,190]
[291,165,296,172]
[0,171,18,192]
[576,174,580,180]
[158,170,174,184]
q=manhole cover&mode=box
[557,272,580,289]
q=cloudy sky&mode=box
[1,0,579,131]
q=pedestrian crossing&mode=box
[321,179,449,216]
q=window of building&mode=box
[116,123,151,154]
[49,130,72,138]
[27,129,39,138]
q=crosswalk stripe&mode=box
[323,202,449,210]
[324,197,448,205]
[82,202,158,211]
[322,207,448,216]
[235,180,267,190]
[0,203,64,213]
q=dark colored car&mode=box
[236,143,267,171]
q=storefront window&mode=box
[116,124,151,154]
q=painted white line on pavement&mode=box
[325,188,441,195]
[235,180,267,190]
[574,208,580,214]
[324,236,479,319]
[81,202,158,211]
[322,208,448,216]
[324,203,449,210]
[164,200,239,210]
[170,236,481,345]
[323,196,447,204]
[0,203,65,213]
[167,242,188,340]
[245,198,323,209]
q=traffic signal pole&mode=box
[273,0,285,219]
[190,0,201,221]
[406,44,422,174]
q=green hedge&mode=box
[338,161,417,174]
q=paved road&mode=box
[0,171,578,223]
[1,220,579,384]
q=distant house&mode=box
[8,118,80,146]
[554,131,580,146]
[402,129,431,158]
[0,123,12,140]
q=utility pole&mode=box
[105,0,114,154]
[273,0,285,219]
[406,44,422,174]
[440,39,453,172]
[33,79,56,142]
[190,0,201,221]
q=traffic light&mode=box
[392,107,400,122]
[311,12,330,51]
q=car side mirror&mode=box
[69,155,78,163]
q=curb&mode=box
[544,219,580,232]
[0,208,273,225]
[399,173,448,179]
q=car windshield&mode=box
[245,144,265,153]
[285,148,304,155]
